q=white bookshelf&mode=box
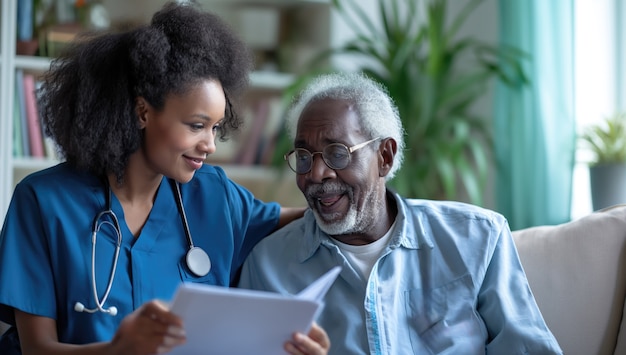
[0,0,19,220]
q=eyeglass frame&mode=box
[284,137,381,174]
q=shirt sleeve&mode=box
[478,220,563,354]
[219,169,280,283]
[0,181,57,325]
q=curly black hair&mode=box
[39,1,253,181]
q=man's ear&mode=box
[135,97,149,129]
[378,138,397,178]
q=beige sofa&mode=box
[512,205,626,355]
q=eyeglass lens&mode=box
[289,143,351,174]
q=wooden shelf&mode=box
[11,157,58,170]
[15,55,52,71]
[249,71,294,90]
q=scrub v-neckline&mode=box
[109,177,178,250]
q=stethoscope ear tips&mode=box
[74,301,117,316]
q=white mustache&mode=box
[306,182,347,198]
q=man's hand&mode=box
[284,322,330,355]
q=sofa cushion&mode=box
[512,206,626,355]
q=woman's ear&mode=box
[135,97,149,129]
[378,138,397,178]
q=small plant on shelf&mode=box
[579,112,626,210]
[579,112,626,166]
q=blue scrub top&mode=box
[0,163,280,344]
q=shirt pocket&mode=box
[404,274,485,354]
[177,260,217,285]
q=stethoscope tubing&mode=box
[75,178,210,317]
[171,179,196,249]
[90,214,121,313]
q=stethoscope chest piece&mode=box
[186,246,211,277]
[171,179,212,277]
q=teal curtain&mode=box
[495,0,576,230]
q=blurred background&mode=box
[1,0,624,230]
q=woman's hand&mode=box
[14,300,186,355]
[110,300,186,355]
[284,322,330,355]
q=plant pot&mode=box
[589,164,626,210]
[16,39,38,56]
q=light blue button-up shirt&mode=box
[238,192,562,354]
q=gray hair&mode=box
[285,72,405,180]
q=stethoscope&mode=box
[74,179,211,316]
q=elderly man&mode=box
[238,72,562,355]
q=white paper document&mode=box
[168,266,341,355]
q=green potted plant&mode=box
[275,0,526,205]
[580,112,626,210]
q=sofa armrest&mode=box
[512,206,626,355]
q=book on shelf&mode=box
[22,73,44,158]
[12,85,24,158]
[36,79,57,161]
[257,97,285,165]
[13,69,59,160]
[14,69,30,157]
[233,97,286,166]
[13,71,58,160]
[16,0,33,41]
[234,100,271,165]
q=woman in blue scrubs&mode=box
[0,2,328,355]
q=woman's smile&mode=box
[183,155,205,170]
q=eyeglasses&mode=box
[284,138,380,174]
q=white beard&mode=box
[312,201,358,235]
